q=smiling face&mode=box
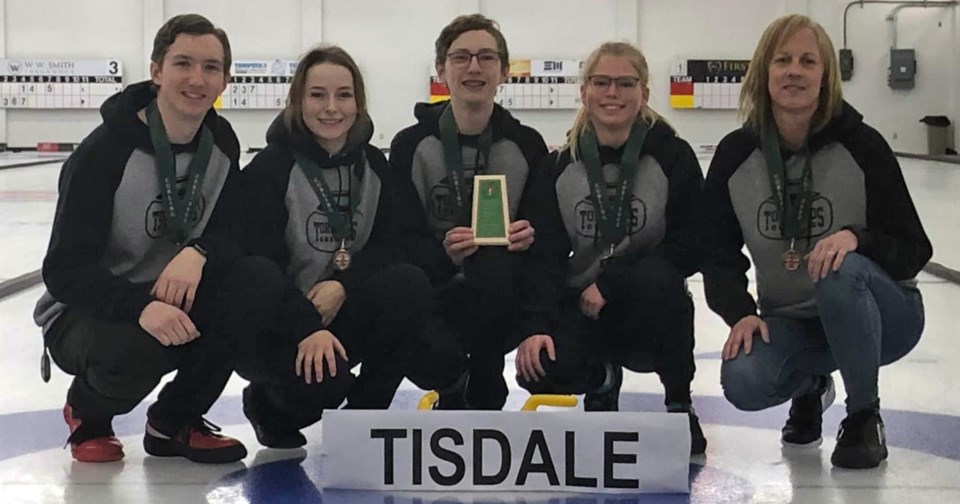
[437,29,508,108]
[767,27,824,116]
[150,33,227,122]
[300,62,357,154]
[581,54,648,135]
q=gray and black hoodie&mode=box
[701,101,932,326]
[389,101,548,284]
[34,81,244,335]
[242,112,402,342]
[519,119,704,338]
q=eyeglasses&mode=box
[446,50,501,69]
[587,75,641,90]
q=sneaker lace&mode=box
[190,417,223,437]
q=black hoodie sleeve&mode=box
[241,146,325,343]
[514,126,550,216]
[841,124,932,280]
[595,134,704,299]
[518,151,572,338]
[389,126,459,285]
[699,131,760,327]
[41,127,155,323]
[187,117,245,276]
[332,147,403,294]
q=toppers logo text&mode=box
[144,178,206,239]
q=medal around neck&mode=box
[439,102,493,228]
[759,118,814,272]
[334,239,352,272]
[471,174,510,246]
[579,120,648,263]
[292,151,357,271]
[146,100,214,244]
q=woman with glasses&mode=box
[515,42,706,454]
[390,14,548,410]
[701,14,930,469]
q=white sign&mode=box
[0,59,122,109]
[221,59,297,109]
[321,411,690,494]
[1,59,122,77]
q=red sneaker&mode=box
[62,404,124,463]
[143,417,247,464]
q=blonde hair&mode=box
[567,42,660,161]
[739,14,843,136]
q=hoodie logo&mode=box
[574,194,646,238]
[144,176,206,239]
[305,190,362,253]
[429,171,479,223]
[756,181,834,240]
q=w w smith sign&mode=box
[321,411,690,494]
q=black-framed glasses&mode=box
[587,74,641,90]
[446,50,501,69]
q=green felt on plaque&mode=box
[474,179,507,238]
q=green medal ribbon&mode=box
[579,120,649,249]
[439,103,493,227]
[146,101,213,244]
[759,124,814,246]
[292,151,357,243]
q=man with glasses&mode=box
[390,14,548,410]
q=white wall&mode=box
[4,0,143,147]
[812,0,958,154]
[321,0,460,147]
[637,0,787,150]
[0,0,957,154]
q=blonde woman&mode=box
[515,42,706,454]
[701,15,930,469]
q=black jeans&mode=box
[46,256,261,426]
[408,246,522,410]
[234,259,435,429]
[518,255,696,406]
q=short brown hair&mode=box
[435,14,509,72]
[151,14,232,75]
[283,46,368,137]
[739,14,843,136]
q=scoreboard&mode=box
[430,58,584,110]
[670,59,749,110]
[216,59,297,110]
[0,59,122,109]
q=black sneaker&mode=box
[782,375,836,447]
[242,385,306,449]
[831,404,888,469]
[143,417,247,464]
[435,373,470,410]
[584,363,622,412]
[667,404,708,455]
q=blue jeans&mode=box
[721,253,924,413]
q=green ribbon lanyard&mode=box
[146,101,213,244]
[439,103,493,227]
[759,124,814,252]
[292,151,356,244]
[579,121,649,255]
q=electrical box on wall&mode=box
[888,49,916,90]
[839,49,854,81]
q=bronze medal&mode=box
[334,240,352,271]
[782,239,801,271]
[782,249,801,271]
